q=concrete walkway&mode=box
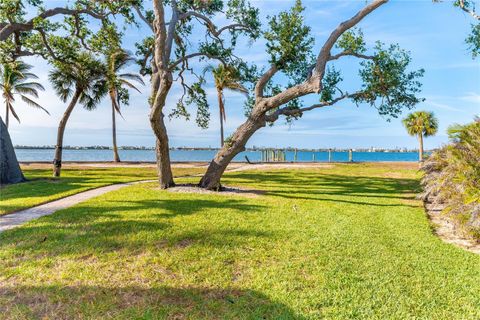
[0,163,264,233]
[0,180,155,233]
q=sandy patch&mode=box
[227,163,334,172]
[425,203,480,255]
[167,184,264,198]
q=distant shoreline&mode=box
[14,146,424,153]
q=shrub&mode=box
[421,118,480,240]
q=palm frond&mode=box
[20,95,50,115]
[15,86,40,98]
[79,92,99,111]
[120,79,142,93]
[8,103,21,123]
[119,73,145,85]
[110,91,124,118]
[20,72,39,80]
[16,82,45,91]
[225,82,249,95]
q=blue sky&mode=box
[7,0,480,149]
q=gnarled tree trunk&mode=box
[199,112,267,190]
[0,116,25,185]
[53,88,81,177]
[150,72,174,189]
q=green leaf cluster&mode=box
[336,28,366,54]
[355,43,425,118]
[264,0,314,76]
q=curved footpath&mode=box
[0,180,155,233]
[0,163,254,233]
[0,163,319,233]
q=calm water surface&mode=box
[15,149,420,162]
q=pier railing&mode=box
[260,148,355,163]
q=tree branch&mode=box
[458,0,480,19]
[261,81,316,114]
[134,5,154,31]
[165,0,180,63]
[328,51,375,61]
[139,49,153,75]
[169,52,226,70]
[314,0,388,76]
[36,28,73,64]
[0,7,105,41]
[265,92,359,122]
[254,65,278,100]
[179,11,251,38]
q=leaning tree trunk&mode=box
[111,99,121,162]
[150,73,174,189]
[53,88,81,177]
[199,112,267,190]
[0,116,25,184]
[418,133,424,162]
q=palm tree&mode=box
[203,64,247,147]
[0,60,48,128]
[49,53,107,177]
[402,111,439,161]
[105,50,144,162]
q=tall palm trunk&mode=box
[217,88,225,147]
[110,91,121,162]
[5,104,9,129]
[418,133,424,162]
[53,87,81,177]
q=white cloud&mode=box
[460,92,480,104]
[425,101,461,112]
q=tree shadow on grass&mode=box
[1,167,158,205]
[0,198,271,258]
[0,285,305,319]
[44,198,267,225]
[222,171,420,206]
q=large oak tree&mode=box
[198,0,425,189]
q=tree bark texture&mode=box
[111,95,121,162]
[418,133,424,162]
[5,105,9,129]
[199,111,267,190]
[218,88,225,147]
[150,73,175,188]
[148,0,176,188]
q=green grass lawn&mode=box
[0,166,203,215]
[1,163,479,319]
